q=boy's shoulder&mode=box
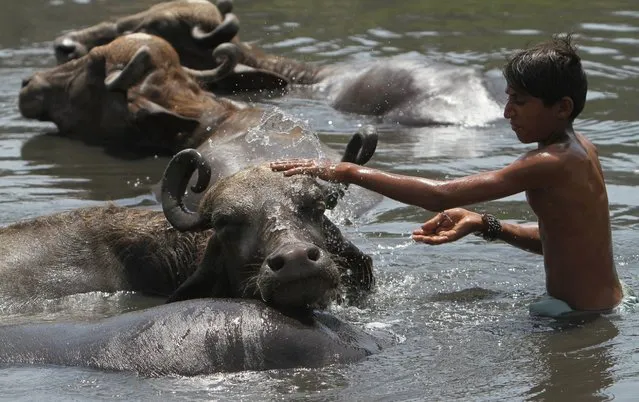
[526,133,594,161]
[508,137,590,181]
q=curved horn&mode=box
[216,0,233,15]
[192,13,239,48]
[104,45,153,92]
[341,125,378,165]
[326,125,378,209]
[161,149,213,232]
[182,43,240,84]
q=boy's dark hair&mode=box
[503,34,588,121]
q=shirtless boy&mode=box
[271,35,625,316]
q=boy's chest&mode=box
[525,185,583,235]
[525,188,562,221]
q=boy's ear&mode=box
[556,96,574,120]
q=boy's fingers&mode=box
[436,230,457,240]
[413,229,459,244]
[271,158,310,164]
[412,234,449,245]
[413,228,441,236]
[283,167,316,177]
[420,213,454,233]
[270,159,315,171]
[420,217,441,231]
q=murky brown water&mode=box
[1,0,639,400]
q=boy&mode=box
[271,35,626,317]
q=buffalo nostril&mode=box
[268,244,323,272]
[267,255,286,272]
[21,77,31,88]
[307,247,320,262]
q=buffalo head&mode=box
[54,0,237,68]
[52,0,290,91]
[160,149,374,311]
[20,33,239,154]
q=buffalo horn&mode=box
[326,125,379,209]
[341,124,378,165]
[192,13,239,47]
[161,149,212,232]
[104,45,153,92]
[183,43,240,84]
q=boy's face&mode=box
[503,86,567,144]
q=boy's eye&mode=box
[507,95,525,106]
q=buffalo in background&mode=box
[50,0,502,126]
[19,33,383,213]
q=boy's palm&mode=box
[412,208,481,245]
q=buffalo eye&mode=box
[301,200,326,221]
[148,19,170,32]
[212,214,244,233]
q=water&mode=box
[1,0,639,400]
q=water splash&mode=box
[322,57,502,127]
[375,240,415,251]
[245,108,323,153]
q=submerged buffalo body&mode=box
[49,0,501,126]
[0,299,387,376]
[0,161,374,310]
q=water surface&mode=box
[1,0,639,400]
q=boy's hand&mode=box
[412,208,483,245]
[270,159,339,181]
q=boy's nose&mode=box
[503,103,513,119]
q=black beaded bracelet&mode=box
[480,213,501,241]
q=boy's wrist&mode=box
[474,213,501,241]
[480,213,502,241]
[334,162,355,183]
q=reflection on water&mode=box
[0,0,638,400]
[527,317,619,401]
[0,291,165,325]
[19,133,168,203]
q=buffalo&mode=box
[49,0,501,126]
[20,32,382,212]
[52,0,288,91]
[0,298,389,376]
[53,0,237,70]
[21,32,249,154]
[52,0,303,89]
[0,145,375,313]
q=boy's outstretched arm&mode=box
[412,208,543,255]
[271,150,562,212]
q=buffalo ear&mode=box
[322,219,375,293]
[86,54,108,80]
[214,64,290,92]
[129,96,200,136]
[166,238,232,303]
